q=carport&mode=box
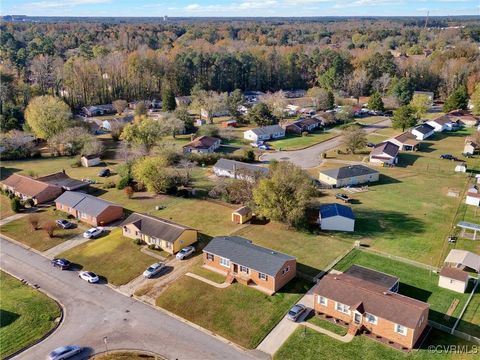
[457,221,480,240]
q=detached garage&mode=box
[318,203,355,232]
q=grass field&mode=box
[0,195,14,219]
[188,258,226,284]
[0,271,61,359]
[456,285,480,338]
[307,316,347,336]
[58,229,157,286]
[274,327,475,360]
[0,208,86,251]
[156,276,310,349]
[271,130,339,151]
[334,250,471,327]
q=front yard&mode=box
[58,229,157,286]
[270,130,339,151]
[0,195,14,219]
[156,276,310,349]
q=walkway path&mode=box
[186,272,230,288]
[304,322,355,343]
[0,212,29,226]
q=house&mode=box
[319,203,355,232]
[283,118,322,135]
[82,104,116,117]
[183,136,221,154]
[243,125,285,142]
[175,96,192,107]
[202,236,296,295]
[213,159,268,182]
[455,162,467,173]
[232,206,253,224]
[411,124,435,140]
[444,250,480,273]
[55,191,123,226]
[200,108,228,120]
[121,213,197,255]
[464,140,478,155]
[37,171,90,192]
[388,132,420,151]
[221,119,237,128]
[448,110,478,128]
[369,141,399,165]
[319,165,380,188]
[438,267,470,293]
[466,186,480,206]
[426,115,455,132]
[1,173,63,204]
[80,154,101,167]
[283,89,306,98]
[313,267,429,350]
[102,116,133,131]
[243,90,265,104]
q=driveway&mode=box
[260,119,391,168]
[0,237,256,360]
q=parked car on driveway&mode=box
[51,258,71,270]
[335,193,351,203]
[83,227,104,239]
[56,219,74,229]
[176,246,195,260]
[98,168,111,177]
[78,271,99,283]
[287,304,307,322]
[48,345,83,360]
[143,262,165,278]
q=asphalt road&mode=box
[260,119,392,168]
[0,237,256,360]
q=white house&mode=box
[426,116,454,132]
[213,159,268,182]
[318,203,355,232]
[411,124,435,140]
[80,154,101,167]
[369,141,399,165]
[455,162,467,173]
[438,267,469,293]
[243,125,285,142]
[466,186,480,206]
[388,132,420,151]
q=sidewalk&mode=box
[186,272,230,288]
[42,234,91,259]
[304,322,354,343]
[0,212,29,226]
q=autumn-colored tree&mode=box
[124,186,134,199]
[112,99,128,115]
[341,125,367,154]
[29,214,40,230]
[471,84,480,116]
[25,96,72,139]
[43,220,57,238]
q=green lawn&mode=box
[156,276,310,349]
[355,116,389,125]
[0,271,61,359]
[58,229,157,286]
[271,130,339,151]
[307,316,347,336]
[334,250,471,327]
[0,208,86,251]
[456,284,480,338]
[188,258,226,284]
[274,326,475,360]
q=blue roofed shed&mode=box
[319,203,355,232]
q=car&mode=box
[366,142,376,148]
[51,258,71,270]
[48,345,82,360]
[78,271,99,283]
[83,227,104,239]
[143,262,165,278]
[98,168,111,177]
[56,219,74,229]
[335,193,351,203]
[287,304,307,322]
[176,246,195,260]
[258,144,271,150]
[440,154,457,161]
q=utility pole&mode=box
[103,336,108,354]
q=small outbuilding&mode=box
[455,162,467,173]
[438,267,470,293]
[466,186,480,207]
[232,206,253,224]
[318,203,355,232]
[81,154,101,167]
[444,249,480,273]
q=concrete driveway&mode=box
[0,237,256,360]
[260,119,391,168]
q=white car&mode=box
[83,227,104,239]
[78,271,99,283]
[176,246,195,260]
[143,262,165,278]
[48,345,82,360]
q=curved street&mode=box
[0,237,256,360]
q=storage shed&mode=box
[232,206,253,224]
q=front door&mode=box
[233,264,238,274]
[354,312,361,324]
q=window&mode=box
[80,212,87,219]
[318,296,327,306]
[259,273,268,281]
[206,253,214,261]
[239,265,249,274]
[394,324,407,336]
[220,257,230,268]
[366,313,377,324]
[123,226,130,233]
[282,266,290,276]
[335,302,350,314]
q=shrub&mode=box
[133,239,144,245]
[8,192,15,199]
[24,198,35,207]
[124,186,134,198]
[70,158,81,168]
[102,180,116,189]
[28,214,40,230]
[117,176,131,190]
[10,197,21,213]
[148,244,156,250]
[43,220,57,238]
[302,131,309,137]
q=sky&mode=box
[2,0,480,17]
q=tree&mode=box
[192,90,227,123]
[390,77,413,105]
[367,91,384,112]
[336,105,354,124]
[162,86,176,112]
[109,120,125,141]
[197,124,220,137]
[260,91,287,119]
[121,117,163,153]
[246,103,277,126]
[392,105,417,131]
[226,89,245,120]
[43,220,56,238]
[25,96,71,139]
[471,84,480,116]
[253,161,316,228]
[48,127,103,156]
[443,86,469,112]
[409,94,431,119]
[175,107,194,131]
[28,214,40,230]
[160,113,184,138]
[10,197,21,213]
[134,102,147,117]
[132,156,174,194]
[341,126,367,154]
[124,186,134,199]
[307,87,335,111]
[112,99,128,115]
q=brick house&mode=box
[1,173,63,204]
[313,265,429,350]
[55,191,123,226]
[183,136,221,154]
[202,236,296,295]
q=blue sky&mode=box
[2,0,479,17]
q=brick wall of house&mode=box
[96,206,123,226]
[273,259,297,292]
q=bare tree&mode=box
[43,220,57,238]
[28,214,40,230]
[260,91,287,120]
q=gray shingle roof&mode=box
[319,203,355,220]
[370,141,399,158]
[413,124,434,135]
[55,191,121,217]
[120,213,195,243]
[203,236,295,276]
[213,159,269,176]
[320,165,379,180]
[345,265,399,290]
[249,124,284,136]
[37,172,89,191]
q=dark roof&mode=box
[233,206,251,216]
[120,213,194,243]
[439,267,469,282]
[429,115,452,126]
[345,265,399,290]
[370,141,399,158]
[413,124,434,135]
[320,165,379,180]
[55,191,122,217]
[391,131,419,145]
[1,173,60,198]
[213,159,269,176]
[249,124,284,136]
[37,171,89,191]
[203,236,295,276]
[319,203,355,220]
[183,136,220,150]
[314,273,429,329]
[81,154,100,160]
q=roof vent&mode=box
[271,251,277,255]
[383,291,390,295]
[334,277,337,280]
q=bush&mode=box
[302,131,309,137]
[133,239,145,245]
[8,192,15,199]
[28,214,40,230]
[70,158,81,168]
[10,197,22,213]
[43,220,56,238]
[148,244,156,250]
[24,198,35,207]
[117,176,132,190]
[124,186,134,198]
[102,180,116,189]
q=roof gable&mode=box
[320,203,355,220]
[55,191,121,217]
[320,165,379,180]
